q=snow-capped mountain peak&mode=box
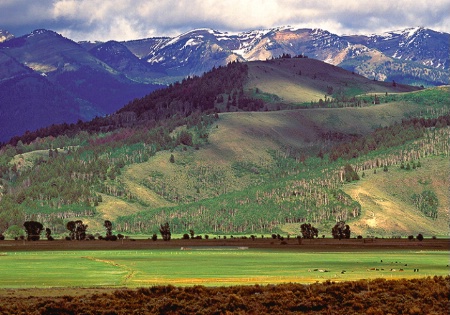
[136,26,448,82]
[0,29,14,43]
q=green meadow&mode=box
[0,249,448,288]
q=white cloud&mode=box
[1,0,449,41]
[60,17,144,42]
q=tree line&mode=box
[2,219,347,241]
[0,219,122,241]
[327,114,450,162]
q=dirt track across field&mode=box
[0,237,448,301]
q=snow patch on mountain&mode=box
[0,30,14,43]
[182,38,201,50]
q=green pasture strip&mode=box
[0,249,448,288]
[0,251,127,288]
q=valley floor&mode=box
[0,238,448,314]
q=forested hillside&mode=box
[114,119,449,236]
[0,58,448,239]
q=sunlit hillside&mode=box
[245,58,418,104]
[345,155,449,237]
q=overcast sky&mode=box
[1,0,449,42]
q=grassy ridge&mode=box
[245,58,419,104]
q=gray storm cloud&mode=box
[1,0,449,41]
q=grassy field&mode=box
[0,239,448,288]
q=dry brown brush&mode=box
[0,276,448,314]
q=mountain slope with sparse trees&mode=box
[0,58,448,238]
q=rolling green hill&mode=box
[0,58,448,239]
[116,102,431,209]
[111,110,449,237]
[245,58,418,104]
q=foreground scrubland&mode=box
[0,277,448,315]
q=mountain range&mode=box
[0,26,448,142]
[121,26,449,85]
[0,30,161,142]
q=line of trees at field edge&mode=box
[0,220,124,241]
